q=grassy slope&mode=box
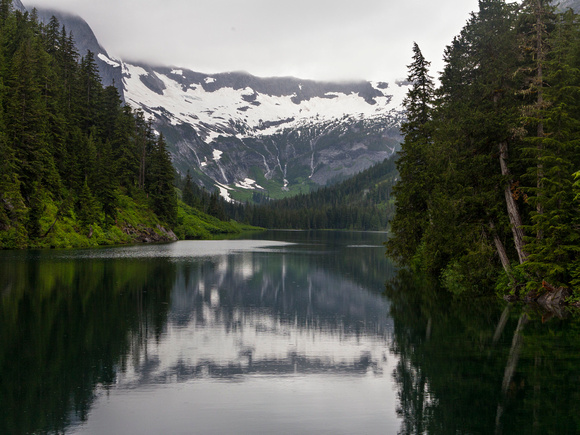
[0,191,259,250]
[174,201,258,240]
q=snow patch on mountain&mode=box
[98,53,120,68]
[215,182,234,202]
[235,179,264,190]
[122,63,407,144]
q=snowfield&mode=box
[122,63,406,143]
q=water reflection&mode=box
[120,249,393,387]
[0,256,175,435]
[386,270,580,435]
[0,231,399,435]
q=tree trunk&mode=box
[489,220,513,277]
[493,306,511,345]
[495,312,529,435]
[535,0,545,239]
[499,141,528,263]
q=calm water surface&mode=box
[1,231,579,434]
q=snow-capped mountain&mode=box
[33,6,406,200]
[122,62,405,198]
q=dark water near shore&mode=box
[1,231,579,434]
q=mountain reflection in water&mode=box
[0,231,399,435]
[117,244,394,388]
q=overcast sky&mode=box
[26,0,481,82]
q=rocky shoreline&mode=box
[120,223,178,243]
[504,282,580,318]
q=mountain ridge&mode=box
[29,3,406,200]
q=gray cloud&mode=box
[26,0,479,81]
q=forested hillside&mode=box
[387,0,580,301]
[227,157,397,230]
[0,2,248,248]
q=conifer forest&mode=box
[387,0,580,300]
[0,3,180,247]
[0,2,257,248]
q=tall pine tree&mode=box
[386,42,434,265]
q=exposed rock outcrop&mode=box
[121,223,178,243]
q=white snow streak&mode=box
[234,178,264,190]
[215,182,233,202]
[97,53,120,68]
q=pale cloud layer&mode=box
[26,0,480,82]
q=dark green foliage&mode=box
[146,134,177,226]
[386,43,434,264]
[387,0,580,297]
[182,170,198,208]
[0,6,183,247]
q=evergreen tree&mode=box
[182,170,198,208]
[93,139,119,223]
[0,0,12,27]
[78,50,102,132]
[386,42,435,264]
[76,177,99,229]
[113,105,139,190]
[518,0,558,238]
[56,27,79,117]
[519,7,580,287]
[147,134,177,225]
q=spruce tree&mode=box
[147,134,177,225]
[0,0,12,27]
[93,139,118,223]
[520,7,580,287]
[182,170,197,208]
[386,43,434,264]
[78,50,102,132]
[76,177,99,229]
[113,104,139,191]
[518,0,557,239]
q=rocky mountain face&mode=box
[123,63,405,198]
[32,5,406,200]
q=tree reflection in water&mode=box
[0,255,174,435]
[386,269,580,435]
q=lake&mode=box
[1,230,579,434]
